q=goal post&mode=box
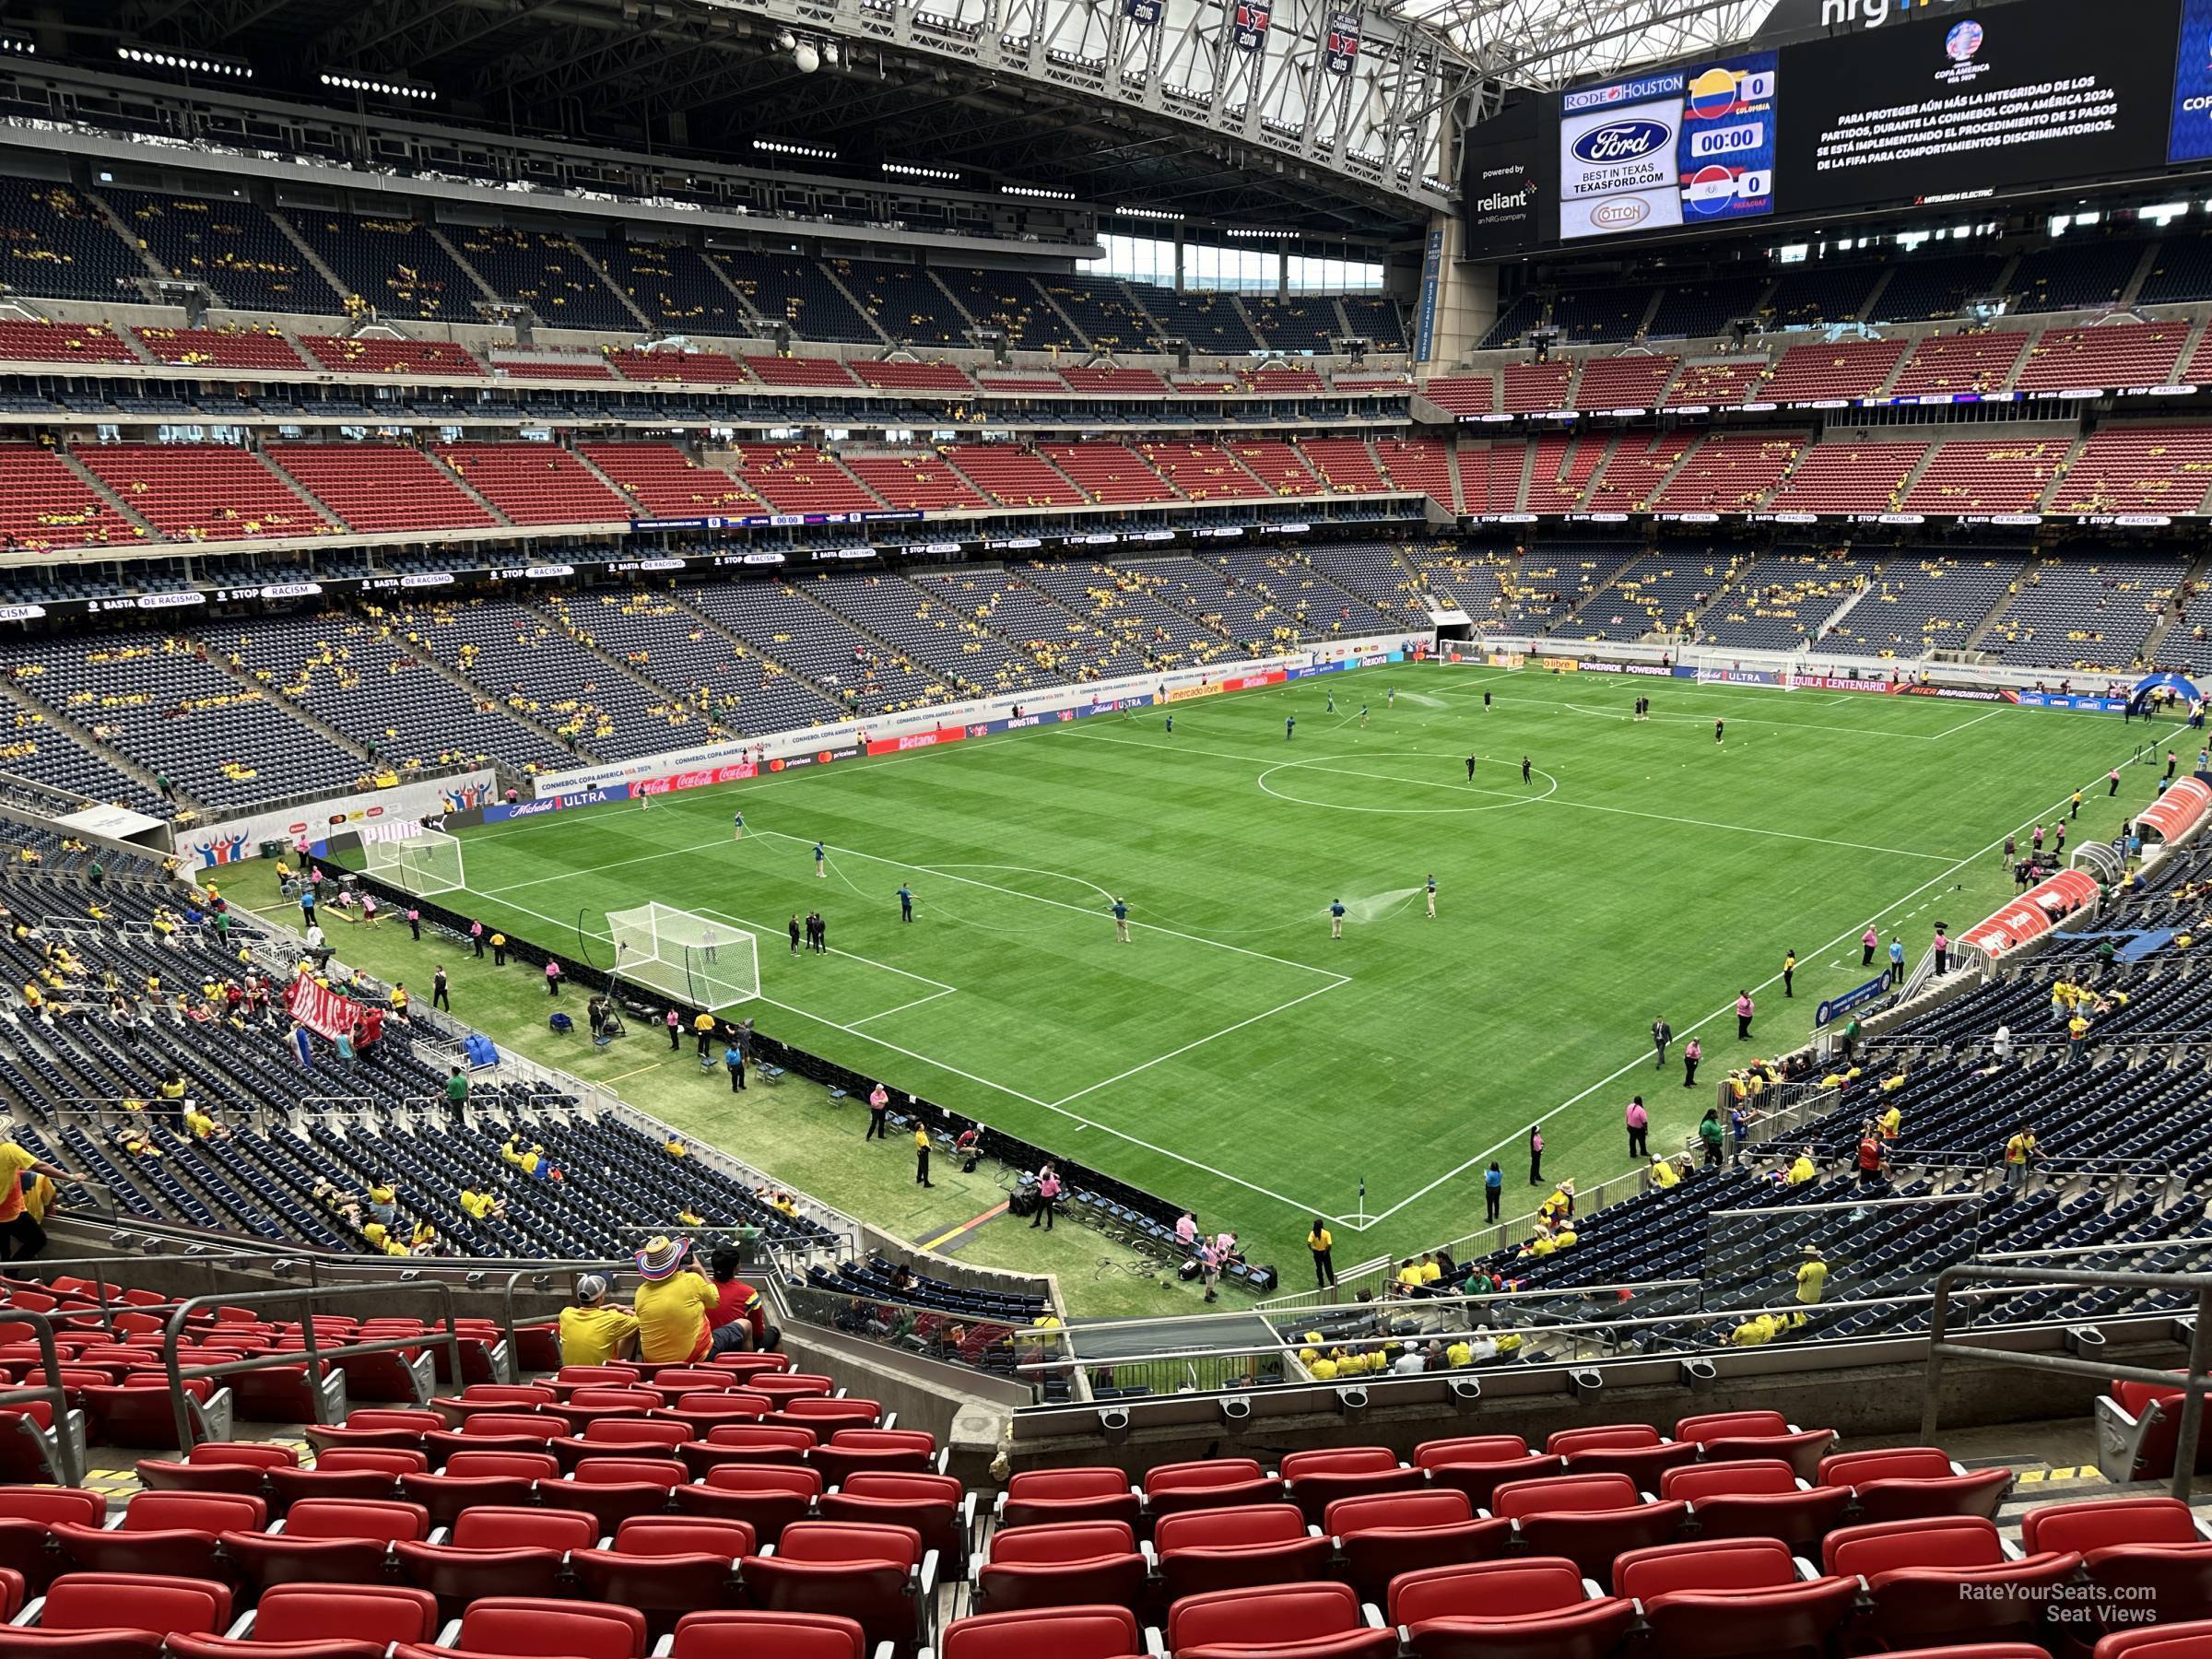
[364,828,466,897]
[606,902,760,1012]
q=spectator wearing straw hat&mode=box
[632,1235,718,1361]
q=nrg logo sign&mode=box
[1818,0,1970,25]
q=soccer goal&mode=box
[364,828,466,897]
[606,902,759,1011]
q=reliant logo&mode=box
[1477,187,1532,211]
[1571,119,1670,163]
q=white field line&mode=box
[487,865,1352,1221]
[747,829,1347,985]
[1935,709,2003,739]
[1066,727,1951,862]
[844,987,959,1028]
[1342,720,2193,1231]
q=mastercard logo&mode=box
[1686,67,1742,118]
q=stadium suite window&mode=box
[1099,233,1382,293]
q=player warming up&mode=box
[1465,753,1477,781]
[1285,713,1296,741]
[1425,875,1437,919]
[1714,718,1725,746]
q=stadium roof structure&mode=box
[1396,0,1780,99]
[98,0,1485,235]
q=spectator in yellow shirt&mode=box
[1785,1149,1817,1185]
[560,1274,639,1366]
[632,1235,718,1362]
[1795,1245,1830,1305]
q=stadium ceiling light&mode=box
[755,137,837,159]
[119,42,251,76]
[0,35,33,55]
[1224,227,1296,239]
[1114,204,1182,220]
[883,160,959,181]
[1002,183,1075,201]
[319,70,438,100]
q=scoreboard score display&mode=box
[1465,0,2212,256]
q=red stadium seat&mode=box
[1611,1537,1858,1659]
[740,1521,933,1654]
[166,1583,441,1659]
[973,1520,1146,1613]
[571,1516,753,1636]
[552,1419,689,1471]
[665,1611,865,1659]
[52,1490,265,1581]
[392,1597,645,1659]
[553,1390,667,1436]
[1279,1448,1423,1524]
[653,1394,770,1441]
[938,1606,1142,1659]
[1326,1489,1512,1602]
[1817,1449,2011,1524]
[429,1386,557,1428]
[422,1415,562,1465]
[0,1572,233,1659]
[997,1468,1141,1532]
[134,1442,295,1497]
[1168,1581,1395,1659]
[772,1397,883,1436]
[748,1375,837,1408]
[1547,1425,1700,1487]
[1143,1458,1283,1519]
[394,1506,599,1616]
[552,1459,685,1531]
[1392,1557,1639,1659]
[1659,1459,1852,1551]
[2099,1380,2212,1484]
[672,1463,820,1543]
[0,1491,106,1594]
[819,1471,970,1569]
[681,1425,816,1477]
[1674,1412,1836,1481]
[809,1429,935,1486]
[1415,1438,1568,1511]
[267,1449,426,1511]
[2097,1621,2212,1659]
[1490,1474,1687,1578]
[222,1499,430,1592]
[1156,1503,1329,1599]
[302,1411,443,1457]
[2024,1497,2212,1632]
[401,1451,557,1526]
[1824,1515,2080,1649]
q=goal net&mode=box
[606,902,759,1011]
[364,829,466,897]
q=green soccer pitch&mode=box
[420,661,2184,1277]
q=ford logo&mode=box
[1572,119,1670,163]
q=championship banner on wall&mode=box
[286,975,359,1041]
[1324,7,1360,74]
[1124,0,1162,24]
[1232,0,1271,49]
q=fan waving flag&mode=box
[1324,7,1360,74]
[1232,0,1271,51]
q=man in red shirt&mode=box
[706,1247,772,1352]
[1855,1123,1886,1189]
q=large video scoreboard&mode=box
[1464,0,2212,257]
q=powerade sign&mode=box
[1558,50,1777,240]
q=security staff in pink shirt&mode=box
[1735,991,1755,1041]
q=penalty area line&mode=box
[483,890,1348,1225]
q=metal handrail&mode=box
[159,1280,467,1452]
[1924,1260,2212,1500]
[0,1308,82,1483]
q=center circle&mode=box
[1255,752,1559,815]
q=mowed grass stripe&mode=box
[435,664,2171,1270]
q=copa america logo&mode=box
[1945,20,1983,60]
